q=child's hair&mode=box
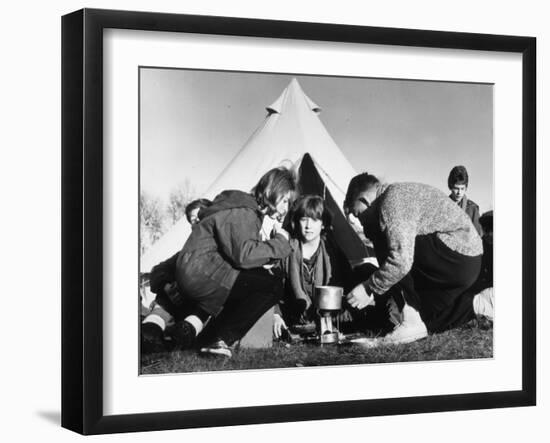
[289,195,333,237]
[253,167,297,213]
[448,165,469,189]
[185,198,212,221]
[343,172,380,214]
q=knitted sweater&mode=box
[360,182,483,295]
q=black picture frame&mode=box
[61,8,536,435]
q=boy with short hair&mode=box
[448,165,482,236]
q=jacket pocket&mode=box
[181,251,234,291]
[208,254,234,290]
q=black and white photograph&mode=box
[138,69,494,374]
[2,0,546,439]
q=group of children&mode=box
[141,165,494,358]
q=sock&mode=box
[142,314,166,331]
[184,315,204,335]
[142,303,173,331]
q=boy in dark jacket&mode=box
[448,165,482,236]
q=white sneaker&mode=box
[383,304,428,345]
[473,287,494,320]
[200,339,233,358]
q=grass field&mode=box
[140,317,492,375]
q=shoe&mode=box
[473,287,494,320]
[168,320,197,350]
[383,304,428,345]
[141,322,168,354]
[200,339,232,358]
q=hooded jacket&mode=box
[175,190,291,316]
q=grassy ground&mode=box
[141,317,492,374]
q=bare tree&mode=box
[166,179,196,226]
[140,192,166,255]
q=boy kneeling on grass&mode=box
[343,173,494,345]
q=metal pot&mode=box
[314,286,343,311]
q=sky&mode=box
[140,69,493,212]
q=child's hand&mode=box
[346,284,375,310]
[273,313,288,338]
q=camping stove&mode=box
[314,286,343,345]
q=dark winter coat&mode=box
[451,194,482,236]
[175,190,292,316]
[149,253,178,295]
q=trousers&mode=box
[395,234,482,332]
[203,268,284,345]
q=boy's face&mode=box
[347,189,375,219]
[348,198,368,218]
[187,208,201,225]
[450,184,467,202]
[298,216,323,244]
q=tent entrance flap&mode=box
[297,153,371,264]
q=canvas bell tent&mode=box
[141,78,370,274]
